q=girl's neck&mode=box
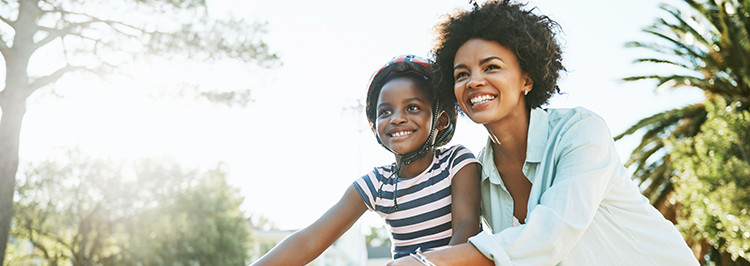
[395,148,435,178]
[485,108,530,164]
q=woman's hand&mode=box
[387,243,494,266]
[386,256,422,266]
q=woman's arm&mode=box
[251,185,367,266]
[388,243,494,266]
[466,113,624,265]
[448,162,482,245]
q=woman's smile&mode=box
[469,94,497,106]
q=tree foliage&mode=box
[7,151,251,265]
[670,98,750,263]
[619,0,750,209]
[620,0,750,263]
[0,0,277,262]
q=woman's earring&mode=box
[524,90,529,95]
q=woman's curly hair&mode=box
[432,0,565,110]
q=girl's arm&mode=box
[251,184,367,266]
[448,162,482,245]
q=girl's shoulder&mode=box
[366,163,397,180]
[436,144,479,170]
[437,144,475,156]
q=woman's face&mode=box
[452,38,532,126]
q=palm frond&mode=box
[615,104,706,205]
[634,58,692,70]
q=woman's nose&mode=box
[467,76,485,89]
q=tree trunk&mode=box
[0,97,26,265]
[0,58,30,264]
[0,1,40,263]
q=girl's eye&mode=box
[378,109,392,118]
[407,105,421,112]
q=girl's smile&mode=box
[388,129,416,139]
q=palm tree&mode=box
[619,0,749,263]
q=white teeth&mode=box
[391,131,413,137]
[470,95,496,105]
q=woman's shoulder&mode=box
[542,107,614,145]
[543,107,609,131]
[545,107,603,121]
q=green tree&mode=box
[121,162,251,265]
[0,0,277,262]
[8,151,252,265]
[619,0,750,263]
[670,98,750,264]
[10,152,129,265]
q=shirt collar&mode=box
[525,108,549,163]
[479,137,502,184]
[478,108,549,184]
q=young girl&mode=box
[252,55,481,265]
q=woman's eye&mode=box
[454,72,468,80]
[378,109,392,117]
[484,65,500,71]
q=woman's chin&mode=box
[466,113,495,125]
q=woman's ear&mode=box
[523,74,534,92]
[436,111,450,131]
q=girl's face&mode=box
[452,38,533,125]
[375,77,434,154]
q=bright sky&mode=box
[15,0,705,231]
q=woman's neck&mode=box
[485,108,530,166]
[395,148,435,178]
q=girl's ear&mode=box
[369,122,377,135]
[435,111,450,131]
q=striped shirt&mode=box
[353,145,479,259]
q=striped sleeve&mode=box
[448,145,480,176]
[353,168,380,211]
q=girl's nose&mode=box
[390,111,407,125]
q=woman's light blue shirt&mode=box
[468,107,698,266]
